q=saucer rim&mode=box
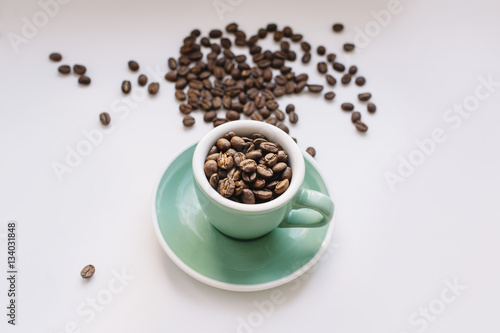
[152,142,336,292]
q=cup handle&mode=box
[278,188,334,228]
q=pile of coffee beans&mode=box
[50,52,91,85]
[204,132,292,204]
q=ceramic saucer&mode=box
[152,144,335,292]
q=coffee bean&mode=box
[306,147,316,157]
[148,82,160,95]
[49,52,62,62]
[367,103,377,113]
[204,111,217,122]
[179,103,193,114]
[213,118,228,127]
[246,149,262,160]
[242,171,257,183]
[81,264,95,278]
[218,178,235,198]
[138,74,148,86]
[275,109,285,121]
[333,62,345,72]
[285,104,295,113]
[326,75,336,86]
[204,160,218,177]
[355,77,366,86]
[241,189,255,204]
[58,65,71,74]
[343,43,355,52]
[291,34,303,42]
[326,53,336,63]
[168,58,177,70]
[217,138,231,151]
[165,71,177,82]
[209,173,219,189]
[121,80,131,94]
[128,60,139,71]
[277,151,288,162]
[99,112,110,126]
[307,84,324,93]
[294,81,307,93]
[332,23,344,32]
[349,66,358,75]
[266,23,277,32]
[351,111,361,123]
[230,136,246,151]
[175,90,186,101]
[341,74,351,84]
[341,103,354,111]
[226,110,240,121]
[317,62,328,74]
[301,53,311,64]
[324,91,336,100]
[240,159,257,173]
[183,115,195,127]
[317,46,326,55]
[281,167,292,180]
[260,141,279,153]
[274,179,289,195]
[78,76,91,85]
[272,162,287,173]
[295,74,308,82]
[355,121,368,132]
[253,190,273,200]
[73,64,86,75]
[289,111,299,123]
[263,153,278,167]
[274,31,284,41]
[226,22,238,33]
[358,92,372,101]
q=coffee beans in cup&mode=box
[204,132,291,204]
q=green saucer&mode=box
[152,144,335,292]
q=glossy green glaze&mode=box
[154,144,334,288]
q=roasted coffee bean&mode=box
[333,62,345,72]
[295,73,308,82]
[367,103,377,113]
[358,92,372,101]
[341,74,351,84]
[274,179,289,195]
[355,76,366,86]
[175,90,186,101]
[175,78,187,90]
[355,121,368,132]
[326,75,336,86]
[277,150,288,162]
[341,103,354,111]
[332,23,344,32]
[128,60,139,71]
[301,52,311,64]
[183,115,195,127]
[99,112,110,126]
[242,171,257,183]
[165,71,177,82]
[266,23,277,32]
[253,190,273,200]
[285,104,295,113]
[213,118,228,127]
[204,160,218,177]
[317,62,328,74]
[230,136,246,151]
[218,178,235,198]
[81,264,95,278]
[288,111,299,123]
[209,146,219,155]
[241,189,255,204]
[226,22,238,33]
[226,148,237,157]
[138,74,148,86]
[226,110,240,121]
[218,152,234,169]
[251,112,264,121]
[246,149,262,160]
[326,53,336,63]
[218,169,228,179]
[306,147,316,157]
[78,76,91,85]
[272,162,287,173]
[217,138,231,151]
[233,152,246,166]
[264,153,278,167]
[343,43,355,52]
[315,45,325,55]
[324,91,336,100]
[351,111,361,123]
[179,103,193,114]
[252,178,266,189]
[209,29,223,38]
[73,64,86,75]
[58,65,71,74]
[204,111,217,122]
[275,109,285,121]
[294,81,307,93]
[206,153,219,162]
[49,52,62,61]
[260,142,279,153]
[349,65,358,75]
[168,57,177,70]
[148,82,160,95]
[224,132,236,140]
[283,26,292,37]
[121,80,131,94]
[240,159,257,173]
[281,167,292,180]
[266,181,279,191]
[209,173,219,189]
[307,84,323,93]
[258,108,271,119]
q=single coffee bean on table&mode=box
[138,74,148,86]
[148,82,160,95]
[317,46,326,55]
[307,84,324,93]
[332,23,344,32]
[128,60,139,71]
[78,76,91,85]
[324,91,335,100]
[183,115,195,127]
[341,74,351,84]
[49,52,62,62]
[351,111,361,123]
[205,133,292,203]
[358,92,372,101]
[349,65,358,75]
[355,121,368,132]
[343,43,355,52]
[58,65,71,74]
[99,112,111,126]
[317,62,328,74]
[81,264,95,279]
[121,80,131,94]
[333,62,345,72]
[326,75,336,86]
[306,147,316,157]
[73,64,86,75]
[367,103,377,113]
[341,103,354,111]
[355,77,366,86]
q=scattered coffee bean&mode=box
[324,91,336,100]
[326,75,336,86]
[128,60,139,71]
[99,112,111,126]
[148,82,160,95]
[326,53,336,63]
[78,76,91,85]
[307,84,324,93]
[343,43,355,52]
[183,115,195,127]
[138,74,148,86]
[73,64,86,75]
[355,76,366,86]
[349,66,358,75]
[301,53,311,64]
[288,111,299,123]
[306,147,316,157]
[285,104,295,113]
[332,23,344,32]
[341,74,351,84]
[358,92,372,101]
[168,58,177,70]
[80,264,95,278]
[49,52,62,62]
[351,111,361,123]
[333,62,345,72]
[58,65,71,74]
[226,22,238,33]
[317,62,328,74]
[121,80,131,94]
[317,46,326,55]
[367,103,377,113]
[355,121,368,132]
[341,103,354,111]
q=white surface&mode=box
[0,0,499,332]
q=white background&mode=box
[1,0,499,332]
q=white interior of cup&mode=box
[192,121,305,212]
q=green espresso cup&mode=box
[192,121,334,240]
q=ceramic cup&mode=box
[192,121,334,240]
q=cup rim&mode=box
[192,121,305,213]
